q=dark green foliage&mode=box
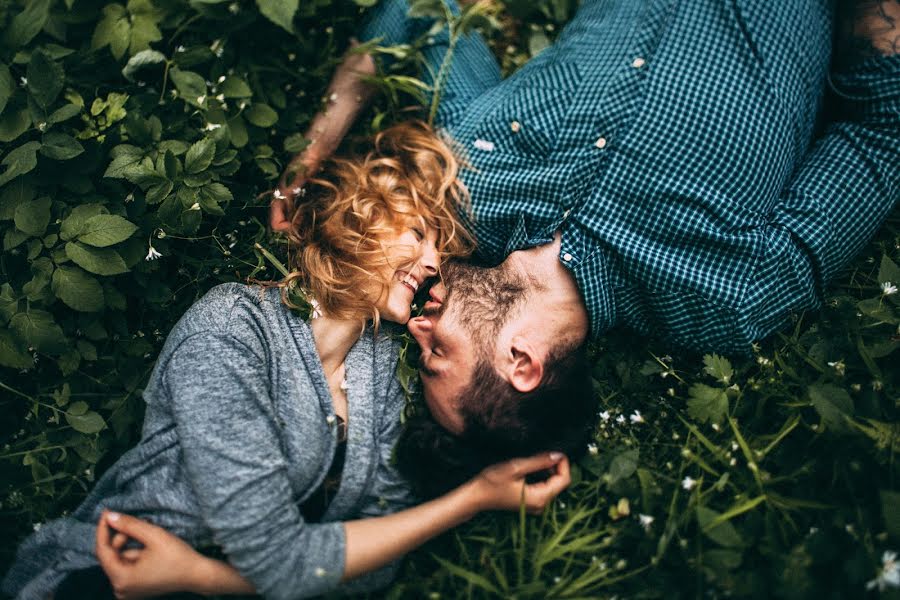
[1,1,898,598]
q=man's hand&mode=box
[837,0,900,63]
[471,452,571,515]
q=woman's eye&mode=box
[411,227,425,241]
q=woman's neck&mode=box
[309,315,365,379]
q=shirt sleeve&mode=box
[740,54,900,347]
[334,372,417,595]
[163,331,346,600]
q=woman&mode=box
[2,121,573,600]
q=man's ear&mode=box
[507,336,544,393]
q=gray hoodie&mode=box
[3,283,414,600]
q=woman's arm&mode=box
[96,453,570,598]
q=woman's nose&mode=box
[420,240,439,276]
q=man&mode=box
[273,0,900,433]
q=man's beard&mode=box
[439,261,529,347]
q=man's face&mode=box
[406,261,527,433]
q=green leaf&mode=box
[27,50,65,109]
[122,49,166,81]
[220,76,252,98]
[703,354,733,384]
[2,0,51,48]
[47,103,82,124]
[146,180,174,204]
[284,133,310,153]
[0,63,15,115]
[255,0,299,33]
[76,214,139,247]
[0,141,41,187]
[808,383,854,433]
[40,132,84,161]
[0,329,32,369]
[170,68,207,107]
[200,182,233,203]
[607,449,639,484]
[244,103,278,127]
[14,195,52,237]
[92,4,130,60]
[0,179,35,220]
[59,203,107,241]
[65,242,129,276]
[104,144,145,179]
[879,255,900,290]
[0,283,18,323]
[66,409,106,434]
[697,506,743,548]
[51,265,105,312]
[0,107,31,143]
[185,138,216,174]
[687,383,729,425]
[227,114,248,147]
[129,14,163,56]
[9,310,66,353]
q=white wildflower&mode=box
[314,567,327,578]
[175,45,186,53]
[329,92,339,102]
[204,122,222,131]
[217,75,227,83]
[629,410,645,424]
[273,189,285,200]
[228,2,239,14]
[681,476,697,491]
[599,410,611,422]
[711,423,720,432]
[587,443,598,456]
[731,442,739,451]
[638,514,654,532]
[189,202,201,211]
[19,76,27,86]
[827,360,846,376]
[881,282,898,296]
[145,245,162,261]
[33,522,42,532]
[729,457,737,466]
[867,551,900,592]
[616,414,626,424]
[196,95,206,104]
[309,298,322,319]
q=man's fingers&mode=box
[524,457,571,512]
[120,548,142,562]
[111,531,128,552]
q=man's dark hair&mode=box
[395,342,598,498]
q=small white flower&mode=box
[881,282,898,296]
[329,92,339,102]
[340,378,349,392]
[309,298,322,319]
[125,192,134,203]
[473,139,495,152]
[867,551,900,592]
[175,45,186,53]
[196,95,206,104]
[616,414,626,424]
[273,189,285,200]
[215,93,225,102]
[638,514,654,532]
[33,522,43,532]
[729,457,737,466]
[599,410,611,422]
[314,567,327,578]
[145,245,162,261]
[189,202,201,211]
[711,423,720,432]
[629,410,644,424]
[731,442,739,451]
[204,122,222,131]
[681,476,697,491]
[827,360,846,376]
[587,443,598,456]
[288,52,296,61]
[19,76,27,86]
[228,2,239,14]
[217,75,227,83]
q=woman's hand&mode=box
[95,510,254,599]
[471,452,571,515]
[271,151,322,232]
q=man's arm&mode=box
[738,1,900,349]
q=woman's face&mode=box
[373,220,440,324]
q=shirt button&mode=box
[631,57,646,68]
[510,120,521,133]
[562,253,573,262]
[594,137,607,149]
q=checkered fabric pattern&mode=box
[361,0,900,354]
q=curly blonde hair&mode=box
[281,120,474,323]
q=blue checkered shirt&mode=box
[362,0,900,354]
